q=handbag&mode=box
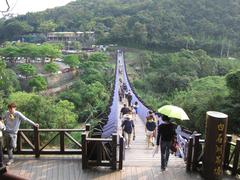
[170,138,178,153]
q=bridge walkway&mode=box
[6,51,206,179]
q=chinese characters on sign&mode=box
[214,123,225,176]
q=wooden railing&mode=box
[186,134,240,177]
[224,135,240,176]
[186,133,204,172]
[7,125,89,157]
[81,128,124,170]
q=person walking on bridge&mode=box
[126,91,132,107]
[3,103,39,166]
[145,111,156,148]
[121,113,135,149]
[156,115,176,171]
[133,101,139,114]
[120,104,130,118]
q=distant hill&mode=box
[0,0,240,56]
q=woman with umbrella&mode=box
[156,115,176,171]
[156,105,189,171]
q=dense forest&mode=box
[126,49,240,133]
[1,0,240,56]
[0,0,240,134]
[0,51,114,129]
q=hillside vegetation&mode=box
[0,0,240,56]
[0,52,114,129]
[126,49,240,133]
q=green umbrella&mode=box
[158,105,190,120]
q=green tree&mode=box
[88,52,108,62]
[28,76,48,91]
[0,59,20,95]
[170,76,228,132]
[63,55,80,68]
[53,100,78,128]
[44,63,59,73]
[132,21,148,45]
[59,52,113,123]
[17,64,37,78]
[224,70,240,133]
[0,42,62,63]
[8,92,77,129]
[40,43,62,62]
[226,70,240,96]
[0,44,19,62]
[38,20,57,34]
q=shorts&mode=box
[146,130,154,136]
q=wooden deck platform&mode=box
[6,103,206,180]
[6,155,236,180]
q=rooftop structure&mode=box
[47,31,95,50]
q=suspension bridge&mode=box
[1,51,238,180]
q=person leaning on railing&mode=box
[3,103,39,166]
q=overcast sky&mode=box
[0,0,74,17]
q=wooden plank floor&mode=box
[120,107,184,167]
[6,155,236,180]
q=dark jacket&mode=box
[120,107,130,116]
[156,122,176,145]
[121,118,135,134]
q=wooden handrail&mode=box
[81,132,87,169]
[11,125,89,157]
[86,138,112,142]
[192,133,201,171]
[186,133,240,177]
[186,137,193,171]
[119,134,124,170]
[111,133,117,170]
[34,126,40,158]
[19,129,85,132]
[82,130,124,170]
[224,134,232,169]
[232,139,240,176]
